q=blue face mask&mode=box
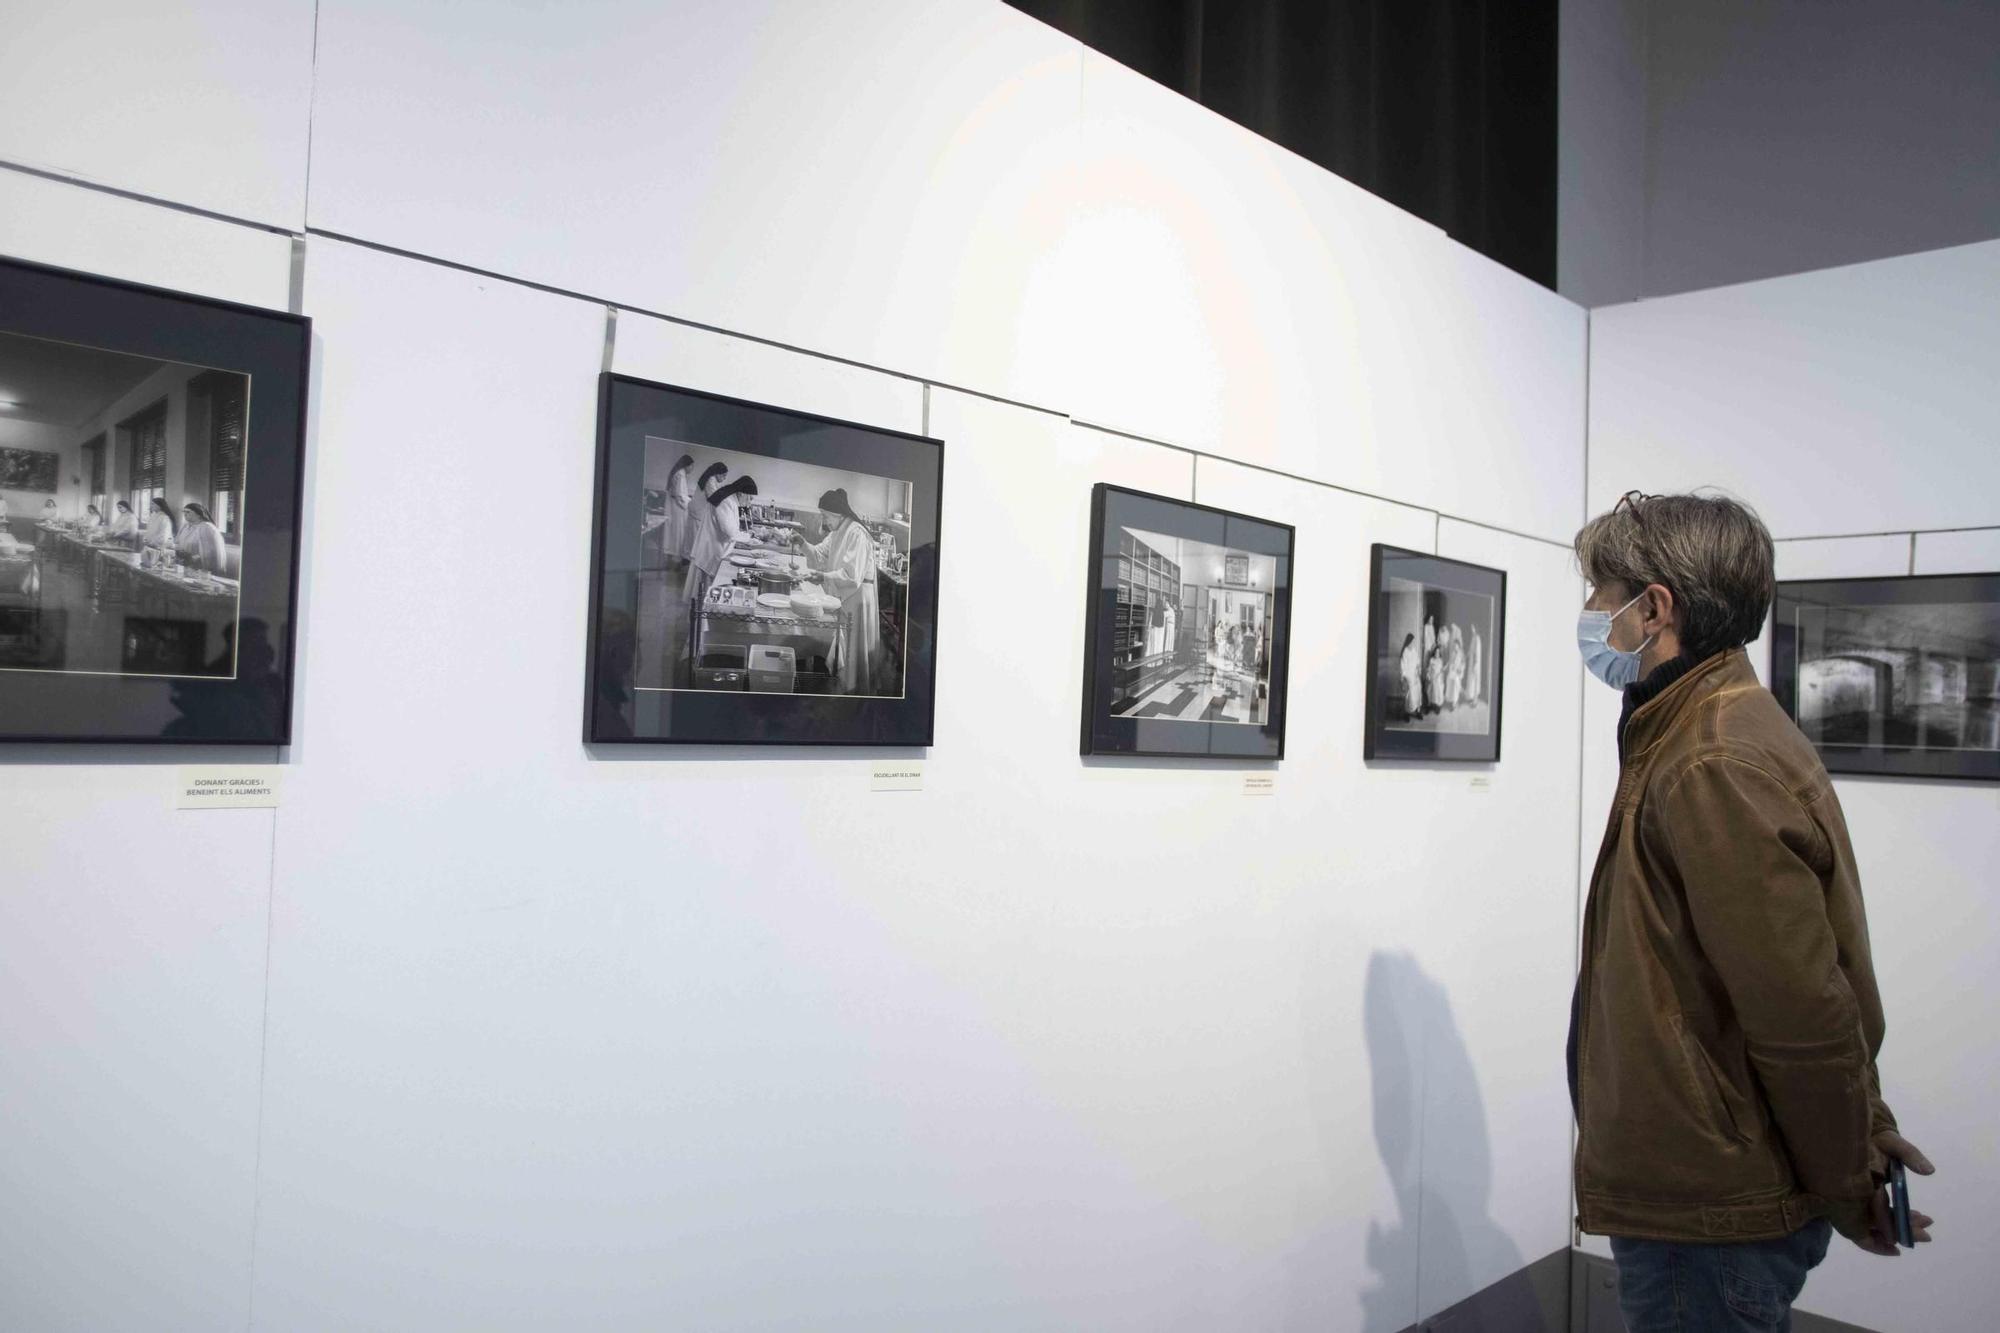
[1577,590,1655,689]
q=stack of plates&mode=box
[755,593,792,618]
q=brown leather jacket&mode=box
[1574,649,1896,1242]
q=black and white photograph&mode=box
[0,257,309,744]
[1081,485,1293,759]
[1772,572,2000,782]
[1363,545,1506,762]
[586,375,942,746]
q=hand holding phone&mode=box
[1889,1159,1914,1248]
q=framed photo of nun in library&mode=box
[0,255,309,744]
[584,373,943,746]
[1079,484,1294,759]
[1363,544,1506,762]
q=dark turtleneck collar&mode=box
[1617,651,1701,759]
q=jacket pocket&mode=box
[1673,1015,1750,1147]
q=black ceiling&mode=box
[1009,0,1557,289]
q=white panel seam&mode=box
[300,0,323,232]
[0,158,299,239]
[1069,419,1565,548]
[1774,524,2000,541]
[244,767,282,1333]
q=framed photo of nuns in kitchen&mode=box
[0,255,309,744]
[1771,572,2000,782]
[1363,544,1506,762]
[1080,484,1293,759]
[585,373,943,746]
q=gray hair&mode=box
[1574,491,1774,659]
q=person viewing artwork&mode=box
[1570,490,1934,1330]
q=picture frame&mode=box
[1770,571,2000,782]
[1363,543,1506,762]
[584,373,943,747]
[0,255,310,744]
[1079,483,1294,760]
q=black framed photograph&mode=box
[1363,544,1506,762]
[586,373,942,746]
[1080,484,1293,759]
[1771,572,2000,782]
[0,255,309,744]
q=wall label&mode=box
[1243,775,1276,797]
[871,763,924,792]
[176,766,282,810]
[1468,775,1492,794]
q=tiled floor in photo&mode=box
[1117,657,1265,724]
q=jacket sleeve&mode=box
[1656,756,1880,1204]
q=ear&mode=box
[1641,583,1677,633]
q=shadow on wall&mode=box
[1364,950,1544,1332]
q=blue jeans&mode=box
[1610,1219,1833,1332]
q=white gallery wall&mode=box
[1584,240,2000,1332]
[4,3,1590,1331]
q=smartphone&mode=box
[1888,1158,1914,1247]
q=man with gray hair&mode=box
[1568,491,1935,1330]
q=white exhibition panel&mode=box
[305,0,1081,412]
[0,168,294,311]
[1178,457,1436,1330]
[1070,52,1587,545]
[609,311,925,437]
[1774,534,1914,582]
[1181,463,1582,1322]
[1800,777,2000,1332]
[304,0,1587,544]
[0,181,293,1332]
[1587,238,2000,538]
[1914,526,2000,576]
[0,3,1612,1327]
[258,238,1527,1329]
[0,1,314,228]
[1424,519,1581,1317]
[0,758,275,1333]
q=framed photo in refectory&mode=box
[0,255,309,744]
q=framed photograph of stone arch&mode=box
[1771,571,2000,782]
[0,255,310,744]
[1363,544,1506,762]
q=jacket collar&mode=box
[1619,647,1757,762]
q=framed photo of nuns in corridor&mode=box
[1771,572,2000,782]
[0,256,309,744]
[1363,544,1506,762]
[1080,485,1293,759]
[584,373,943,746]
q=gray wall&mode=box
[1561,0,2000,306]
